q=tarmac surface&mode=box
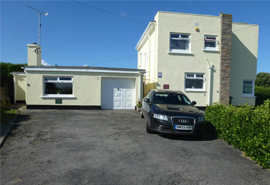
[1,109,270,185]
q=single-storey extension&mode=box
[12,44,145,109]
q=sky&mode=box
[1,0,270,73]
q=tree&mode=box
[1,62,27,85]
[255,72,270,87]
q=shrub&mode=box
[205,100,270,169]
[255,86,270,106]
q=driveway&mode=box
[1,109,270,185]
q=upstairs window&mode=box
[185,73,205,91]
[204,36,217,50]
[44,76,73,95]
[242,80,254,97]
[170,33,190,52]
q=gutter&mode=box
[24,67,147,75]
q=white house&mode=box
[12,44,145,109]
[135,11,259,108]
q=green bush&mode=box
[205,100,270,169]
[255,86,270,106]
[0,62,26,87]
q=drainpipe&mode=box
[208,65,213,105]
[139,73,144,101]
[13,74,16,104]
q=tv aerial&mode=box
[27,6,48,46]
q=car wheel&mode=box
[140,111,144,118]
[146,115,154,134]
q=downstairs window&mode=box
[44,76,73,95]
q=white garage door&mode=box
[101,78,135,109]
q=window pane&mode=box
[45,83,73,94]
[186,74,194,77]
[186,79,203,89]
[181,34,189,39]
[171,34,179,38]
[59,77,72,81]
[243,81,252,85]
[243,85,252,94]
[170,39,189,50]
[205,41,216,48]
[196,74,204,78]
[45,76,57,81]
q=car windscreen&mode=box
[154,93,192,105]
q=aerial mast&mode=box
[27,6,48,46]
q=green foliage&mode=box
[0,107,17,124]
[0,62,26,87]
[255,86,270,106]
[0,62,26,78]
[256,72,270,87]
[205,100,270,169]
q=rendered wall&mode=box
[26,71,141,106]
[230,23,259,106]
[155,12,221,106]
[137,25,157,96]
[14,75,26,101]
[27,44,41,66]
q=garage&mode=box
[101,78,136,109]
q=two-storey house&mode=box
[135,11,259,108]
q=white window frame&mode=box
[169,33,191,53]
[242,80,255,97]
[42,76,75,99]
[204,35,217,50]
[184,73,205,91]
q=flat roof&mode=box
[24,66,146,74]
[25,66,145,72]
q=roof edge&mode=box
[135,21,156,51]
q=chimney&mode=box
[27,43,41,66]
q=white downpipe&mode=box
[208,65,213,105]
[139,73,144,101]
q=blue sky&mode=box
[1,0,270,73]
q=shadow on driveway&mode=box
[158,131,217,141]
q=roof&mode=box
[24,66,146,74]
[10,72,26,76]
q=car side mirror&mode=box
[144,98,151,104]
[191,101,197,106]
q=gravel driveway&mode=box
[1,109,270,185]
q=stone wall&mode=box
[220,13,232,105]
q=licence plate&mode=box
[175,125,193,130]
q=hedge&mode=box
[205,100,270,169]
[255,86,270,106]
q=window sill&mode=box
[41,95,76,99]
[242,95,256,98]
[202,49,220,53]
[168,51,194,55]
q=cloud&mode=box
[42,59,51,66]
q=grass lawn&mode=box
[1,107,17,123]
[1,107,18,134]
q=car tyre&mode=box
[146,116,154,134]
[140,111,144,118]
